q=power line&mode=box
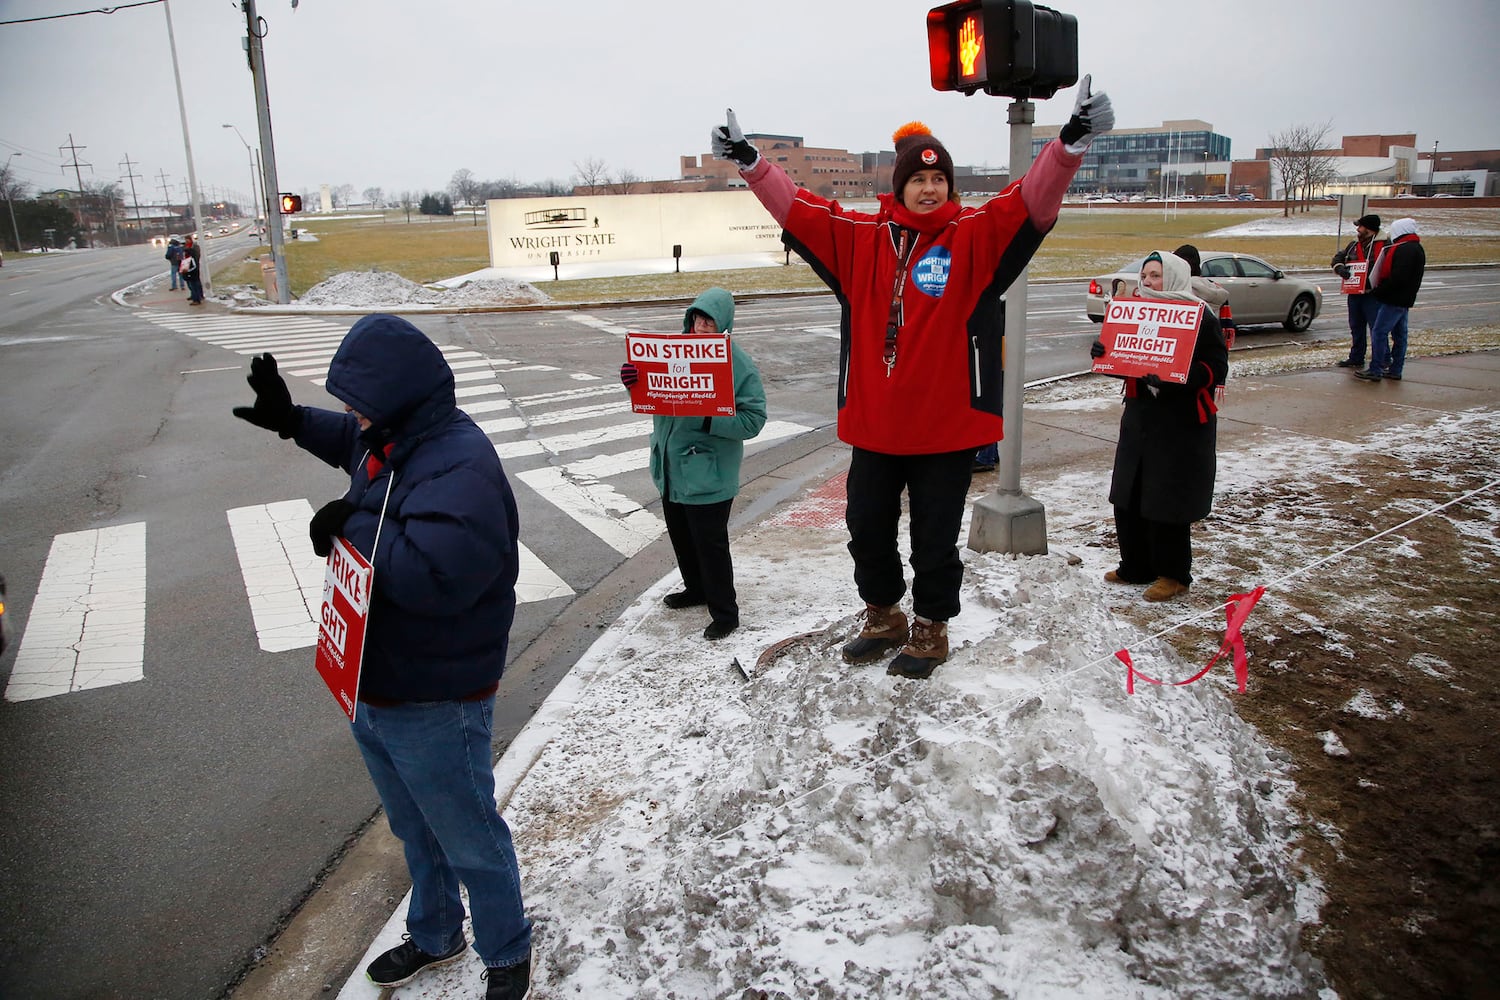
[0,1,164,28]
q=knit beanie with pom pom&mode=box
[890,121,956,199]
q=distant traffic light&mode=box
[926,0,1078,100]
[279,193,302,213]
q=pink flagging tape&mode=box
[1118,586,1266,694]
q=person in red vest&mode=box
[1332,214,1386,369]
[1357,217,1426,382]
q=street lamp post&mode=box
[223,124,262,244]
[1430,140,1439,195]
[3,152,22,253]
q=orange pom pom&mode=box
[892,121,933,145]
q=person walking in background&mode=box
[180,234,203,305]
[232,315,533,999]
[711,76,1113,678]
[1357,217,1425,382]
[165,237,184,291]
[1090,251,1228,602]
[620,288,767,641]
[1332,214,1386,369]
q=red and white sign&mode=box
[1340,260,1368,294]
[1092,296,1205,384]
[314,536,372,721]
[624,331,736,417]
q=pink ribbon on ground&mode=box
[1117,586,1266,694]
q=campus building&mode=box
[1031,119,1234,197]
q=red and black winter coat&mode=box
[1331,233,1386,295]
[745,141,1083,455]
[1370,235,1426,309]
[1108,309,1229,525]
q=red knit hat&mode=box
[891,122,955,199]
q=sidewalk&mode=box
[237,351,1493,999]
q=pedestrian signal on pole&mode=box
[279,193,302,213]
[926,0,1078,100]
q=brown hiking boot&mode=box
[1143,577,1189,602]
[840,604,908,663]
[886,618,949,679]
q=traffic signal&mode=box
[926,0,1078,100]
[279,193,302,213]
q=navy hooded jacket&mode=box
[292,314,520,702]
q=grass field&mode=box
[213,206,1500,305]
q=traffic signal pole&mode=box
[967,98,1048,555]
[242,0,290,304]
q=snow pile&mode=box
[1206,209,1500,239]
[297,270,549,308]
[492,536,1319,997]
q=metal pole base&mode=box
[968,490,1048,555]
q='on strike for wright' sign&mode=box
[1092,297,1205,383]
[624,331,737,417]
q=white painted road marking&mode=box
[5,524,147,702]
[227,500,323,652]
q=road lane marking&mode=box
[5,524,147,702]
[227,500,322,652]
[515,466,664,557]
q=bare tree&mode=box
[572,157,608,195]
[607,167,641,195]
[1268,122,1339,214]
[398,190,416,223]
[362,186,384,209]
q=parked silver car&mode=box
[1086,251,1323,331]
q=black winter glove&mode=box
[1141,373,1164,390]
[711,109,761,168]
[1058,74,1115,153]
[232,353,299,438]
[1090,340,1106,358]
[619,362,639,388]
[1334,264,1351,279]
[309,498,355,558]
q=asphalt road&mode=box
[1,250,1495,999]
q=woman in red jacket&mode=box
[712,78,1112,678]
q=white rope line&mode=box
[678,475,1500,858]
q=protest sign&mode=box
[1093,296,1205,383]
[624,331,736,417]
[314,536,372,721]
[1340,260,1368,294]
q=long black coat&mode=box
[1108,309,1229,524]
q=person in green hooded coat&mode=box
[620,288,767,640]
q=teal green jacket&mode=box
[649,288,767,505]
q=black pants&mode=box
[1113,475,1193,585]
[844,447,974,623]
[662,497,737,625]
[184,272,203,303]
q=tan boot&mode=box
[840,603,908,663]
[1143,577,1189,602]
[886,618,949,679]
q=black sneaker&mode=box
[366,934,467,988]
[1386,372,1403,381]
[663,590,707,609]
[483,958,531,999]
[1352,368,1382,382]
[1335,359,1362,368]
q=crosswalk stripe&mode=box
[517,543,574,603]
[514,466,663,557]
[226,500,323,652]
[5,523,147,702]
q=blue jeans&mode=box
[169,265,181,290]
[1344,293,1377,364]
[351,697,531,968]
[1368,303,1409,377]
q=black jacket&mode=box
[1109,310,1229,524]
[1370,237,1426,309]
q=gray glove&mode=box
[711,109,760,169]
[1059,75,1114,154]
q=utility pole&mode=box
[163,0,211,292]
[3,152,22,253]
[59,133,92,239]
[120,153,146,241]
[242,0,291,303]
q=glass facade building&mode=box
[1033,120,1232,196]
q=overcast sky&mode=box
[2,0,1496,207]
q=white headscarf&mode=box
[1389,217,1418,239]
[1137,250,1204,305]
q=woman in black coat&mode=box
[1092,250,1229,601]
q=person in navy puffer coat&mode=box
[232,313,532,994]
